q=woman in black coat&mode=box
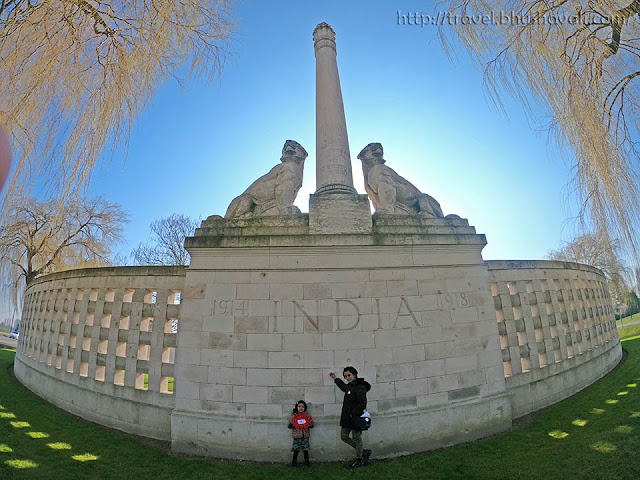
[330,366,371,468]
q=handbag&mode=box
[352,411,371,431]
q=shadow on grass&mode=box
[523,336,640,479]
[0,341,639,479]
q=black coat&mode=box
[334,377,371,429]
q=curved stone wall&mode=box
[14,266,186,440]
[13,256,622,460]
[487,260,622,418]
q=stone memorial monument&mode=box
[171,22,512,461]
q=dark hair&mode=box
[292,400,308,414]
[343,366,358,377]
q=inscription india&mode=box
[208,293,473,333]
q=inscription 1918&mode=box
[208,293,474,333]
[438,293,469,309]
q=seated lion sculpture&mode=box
[225,140,308,219]
[357,143,456,218]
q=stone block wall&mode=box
[487,260,622,418]
[172,252,512,460]
[14,266,186,440]
[171,215,512,461]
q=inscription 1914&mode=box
[208,293,473,332]
[211,300,248,316]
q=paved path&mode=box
[0,336,17,349]
[618,319,640,328]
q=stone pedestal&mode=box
[171,215,512,461]
[309,193,372,234]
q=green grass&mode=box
[618,323,640,340]
[143,374,173,392]
[1,340,640,479]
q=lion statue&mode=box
[225,140,308,219]
[357,143,456,218]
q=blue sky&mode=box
[87,0,580,262]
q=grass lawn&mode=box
[618,323,640,340]
[1,338,640,480]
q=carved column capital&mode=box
[313,22,336,53]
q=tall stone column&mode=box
[313,23,356,195]
[309,23,372,234]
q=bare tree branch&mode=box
[131,213,198,266]
[546,230,630,299]
[0,195,129,288]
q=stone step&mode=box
[185,232,487,248]
[193,215,478,240]
[200,214,309,230]
[197,224,475,237]
[373,225,476,235]
[372,215,470,227]
[196,226,310,237]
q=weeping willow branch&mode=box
[439,0,640,251]
[0,0,236,209]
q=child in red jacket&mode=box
[288,400,314,466]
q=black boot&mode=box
[303,450,310,466]
[292,450,299,467]
[363,449,372,466]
